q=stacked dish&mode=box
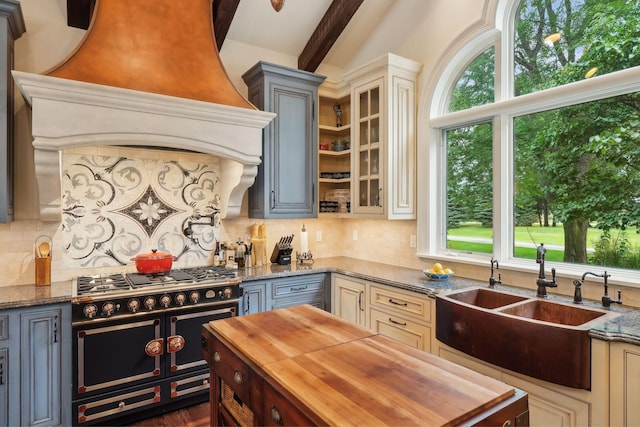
[325,189,350,213]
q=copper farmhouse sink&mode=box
[436,287,619,389]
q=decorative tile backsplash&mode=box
[61,149,221,269]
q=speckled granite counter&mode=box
[1,256,638,345]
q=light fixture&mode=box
[584,67,598,79]
[270,0,284,12]
[543,32,562,47]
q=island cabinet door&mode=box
[262,380,315,427]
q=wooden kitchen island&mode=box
[202,305,528,426]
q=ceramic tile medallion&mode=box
[62,152,221,268]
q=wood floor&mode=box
[127,402,210,427]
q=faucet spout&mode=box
[535,243,557,297]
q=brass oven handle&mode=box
[167,335,185,353]
[145,338,164,357]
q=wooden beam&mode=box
[298,0,364,72]
[66,0,95,30]
[213,0,241,51]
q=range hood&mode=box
[13,0,274,221]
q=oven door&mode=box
[73,315,165,398]
[167,304,237,374]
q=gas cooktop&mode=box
[74,266,238,297]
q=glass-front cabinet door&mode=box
[353,78,384,214]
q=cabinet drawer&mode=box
[0,316,7,341]
[369,285,431,322]
[271,275,326,299]
[370,307,431,352]
[262,380,315,426]
[208,336,251,403]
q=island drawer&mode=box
[208,335,252,403]
[369,284,431,321]
[262,379,315,426]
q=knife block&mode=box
[270,244,292,265]
[35,256,51,286]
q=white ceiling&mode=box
[226,0,395,68]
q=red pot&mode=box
[131,249,176,274]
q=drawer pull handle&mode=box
[389,298,408,306]
[291,285,308,292]
[389,318,407,326]
[213,351,221,362]
[233,371,243,384]
[270,406,283,425]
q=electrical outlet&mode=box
[410,235,417,248]
[353,230,358,241]
[316,230,322,242]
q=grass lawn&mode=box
[447,225,640,261]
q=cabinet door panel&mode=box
[270,86,315,215]
[331,275,367,327]
[20,308,63,427]
[0,347,8,427]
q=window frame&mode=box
[417,0,640,286]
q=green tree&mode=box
[514,0,640,263]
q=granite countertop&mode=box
[1,256,638,345]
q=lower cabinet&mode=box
[331,275,367,327]
[240,274,330,316]
[436,339,609,427]
[331,274,433,352]
[610,341,640,426]
[0,303,71,427]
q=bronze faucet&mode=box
[489,257,502,288]
[535,243,558,297]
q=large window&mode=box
[431,0,640,278]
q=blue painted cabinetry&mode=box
[240,273,329,315]
[242,62,325,218]
[0,303,71,426]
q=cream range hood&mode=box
[13,0,274,221]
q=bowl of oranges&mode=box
[423,263,454,281]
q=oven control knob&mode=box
[144,296,156,311]
[222,287,233,299]
[83,304,98,319]
[128,298,140,313]
[175,293,186,306]
[102,302,116,317]
[189,291,200,304]
[160,294,171,308]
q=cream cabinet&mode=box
[331,274,433,352]
[436,338,610,426]
[368,283,432,352]
[343,53,421,219]
[318,82,352,215]
[331,274,367,327]
[610,342,640,426]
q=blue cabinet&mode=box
[240,274,330,315]
[0,304,71,426]
[242,62,325,218]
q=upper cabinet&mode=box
[0,1,26,223]
[242,62,325,219]
[345,53,421,219]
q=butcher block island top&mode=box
[202,305,528,426]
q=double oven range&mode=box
[71,267,241,425]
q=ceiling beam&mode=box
[66,0,239,51]
[298,0,364,72]
[213,0,241,51]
